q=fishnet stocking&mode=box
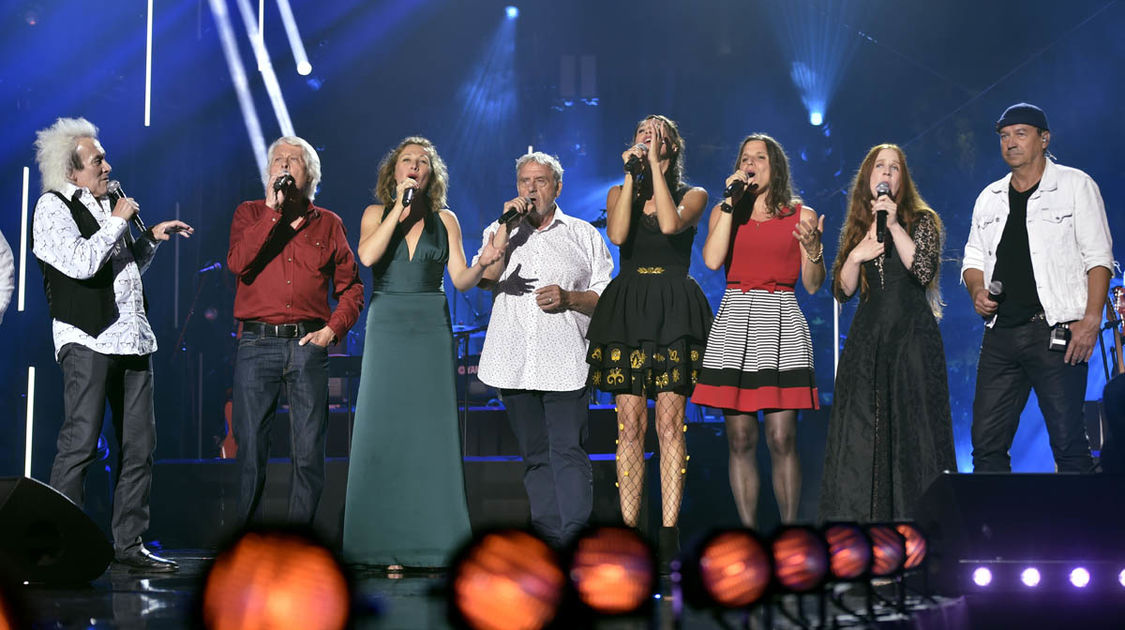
[615,394,648,527]
[655,392,687,527]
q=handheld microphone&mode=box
[107,180,147,234]
[724,175,757,199]
[272,172,296,193]
[198,261,224,274]
[988,280,1005,304]
[498,200,535,224]
[401,187,416,207]
[875,181,892,243]
[624,143,648,176]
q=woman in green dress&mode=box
[344,137,501,568]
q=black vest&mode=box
[33,191,145,337]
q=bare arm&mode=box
[795,206,826,294]
[441,210,502,291]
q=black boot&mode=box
[658,526,680,575]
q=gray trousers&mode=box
[49,343,156,553]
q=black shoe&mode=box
[114,546,179,572]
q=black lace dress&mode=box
[818,212,957,522]
[586,186,713,398]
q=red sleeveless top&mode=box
[725,205,803,292]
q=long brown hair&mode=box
[832,143,944,316]
[733,133,800,217]
[633,114,687,192]
[372,136,449,211]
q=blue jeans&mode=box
[501,387,593,546]
[232,332,329,526]
[971,319,1092,472]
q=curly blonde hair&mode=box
[373,136,449,210]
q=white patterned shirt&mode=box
[0,229,13,324]
[32,182,159,359]
[473,206,613,391]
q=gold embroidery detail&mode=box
[637,266,665,274]
[654,352,665,363]
[591,347,602,361]
[655,372,669,388]
[669,349,680,363]
[607,369,625,386]
[591,371,601,386]
[671,367,680,383]
[630,350,644,369]
[690,350,700,362]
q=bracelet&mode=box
[805,244,824,264]
[720,201,734,214]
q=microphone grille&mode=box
[875,181,890,195]
[107,180,121,195]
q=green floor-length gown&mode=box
[342,208,472,567]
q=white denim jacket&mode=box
[962,159,1114,327]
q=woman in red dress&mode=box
[692,133,825,528]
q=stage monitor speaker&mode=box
[915,472,1125,593]
[0,477,113,584]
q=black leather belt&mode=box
[241,320,325,338]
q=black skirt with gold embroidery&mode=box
[586,264,712,398]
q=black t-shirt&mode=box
[993,181,1042,327]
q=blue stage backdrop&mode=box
[0,0,1121,476]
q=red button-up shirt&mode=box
[228,200,363,339]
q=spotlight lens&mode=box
[809,112,824,126]
[452,530,564,630]
[505,6,519,18]
[297,61,312,76]
[1021,567,1041,587]
[1070,567,1091,588]
[699,530,772,608]
[772,527,829,592]
[569,527,654,615]
[1119,569,1125,587]
[972,567,992,587]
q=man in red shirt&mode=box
[227,136,364,527]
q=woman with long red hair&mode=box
[818,144,956,522]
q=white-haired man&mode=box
[32,117,193,572]
[227,136,363,527]
[474,152,614,546]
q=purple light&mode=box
[1020,567,1041,587]
[1069,568,1091,588]
[1119,569,1125,588]
[972,567,993,587]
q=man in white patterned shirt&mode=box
[474,152,614,546]
[32,117,192,572]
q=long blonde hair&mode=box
[373,136,449,210]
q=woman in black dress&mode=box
[819,144,956,522]
[586,115,711,555]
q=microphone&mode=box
[723,176,758,199]
[401,187,415,207]
[107,180,147,234]
[498,200,535,224]
[988,280,1005,304]
[198,261,224,274]
[624,143,648,176]
[875,181,892,243]
[272,172,296,193]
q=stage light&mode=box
[277,0,313,77]
[894,522,927,571]
[866,525,906,578]
[972,567,993,587]
[809,111,823,126]
[1070,567,1091,588]
[200,528,350,630]
[1020,567,1041,588]
[694,530,772,609]
[449,529,564,630]
[569,526,655,615]
[208,0,269,173]
[297,61,312,75]
[771,526,829,593]
[824,523,871,581]
[505,6,519,19]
